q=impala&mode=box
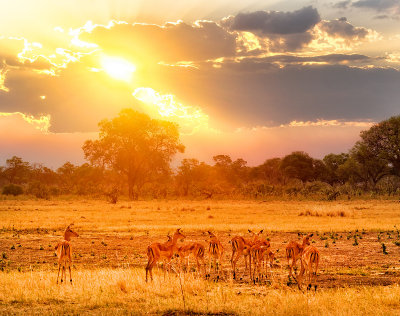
[207,231,224,278]
[145,228,185,282]
[177,242,206,275]
[55,223,79,284]
[230,229,263,279]
[249,239,270,282]
[297,246,320,291]
[286,233,313,283]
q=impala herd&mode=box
[56,225,320,291]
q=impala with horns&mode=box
[55,223,79,284]
[145,228,185,282]
[286,233,313,284]
[230,229,263,279]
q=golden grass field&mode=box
[1,198,400,315]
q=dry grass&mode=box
[1,268,400,315]
[2,198,400,315]
[0,199,399,235]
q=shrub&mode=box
[27,181,50,199]
[2,184,23,196]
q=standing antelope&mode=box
[55,223,79,284]
[286,233,313,283]
[297,246,320,291]
[207,231,224,278]
[230,229,263,279]
[177,242,206,275]
[145,228,186,282]
[249,239,270,282]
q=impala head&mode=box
[174,228,185,242]
[248,229,263,241]
[302,233,313,246]
[63,224,79,241]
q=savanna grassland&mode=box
[2,198,400,315]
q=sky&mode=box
[0,0,399,168]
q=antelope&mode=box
[145,228,186,282]
[286,233,313,283]
[249,239,270,282]
[177,242,206,275]
[230,229,263,279]
[207,231,224,278]
[55,223,79,284]
[297,246,320,291]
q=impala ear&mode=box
[248,229,252,233]
[259,229,263,234]
[309,233,314,237]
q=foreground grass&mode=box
[1,268,400,315]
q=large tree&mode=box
[280,151,315,182]
[83,109,184,199]
[358,116,400,177]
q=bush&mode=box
[27,181,50,199]
[2,184,23,196]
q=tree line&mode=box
[1,109,400,201]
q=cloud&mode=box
[149,61,400,129]
[352,0,400,12]
[310,18,378,51]
[222,6,320,35]
[79,20,237,63]
[332,1,352,9]
[319,17,369,40]
[252,53,371,64]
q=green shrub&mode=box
[2,184,23,196]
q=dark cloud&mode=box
[319,17,369,40]
[143,60,400,128]
[222,6,320,35]
[352,0,400,16]
[353,0,399,10]
[80,21,237,63]
[332,1,352,9]
[255,53,371,64]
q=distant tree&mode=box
[176,158,201,196]
[280,151,315,182]
[357,116,400,177]
[83,109,184,199]
[250,158,284,184]
[2,156,31,184]
[323,153,349,185]
[57,162,77,194]
[349,141,391,189]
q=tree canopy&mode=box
[83,109,184,199]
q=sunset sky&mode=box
[1,0,399,168]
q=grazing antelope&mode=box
[55,223,79,284]
[297,246,320,291]
[230,229,263,279]
[145,228,186,282]
[286,233,313,283]
[249,239,270,282]
[177,242,206,275]
[207,231,224,278]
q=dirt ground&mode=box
[1,229,400,288]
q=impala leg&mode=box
[231,249,242,279]
[61,265,65,283]
[68,261,72,284]
[56,263,61,284]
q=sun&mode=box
[100,56,136,82]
